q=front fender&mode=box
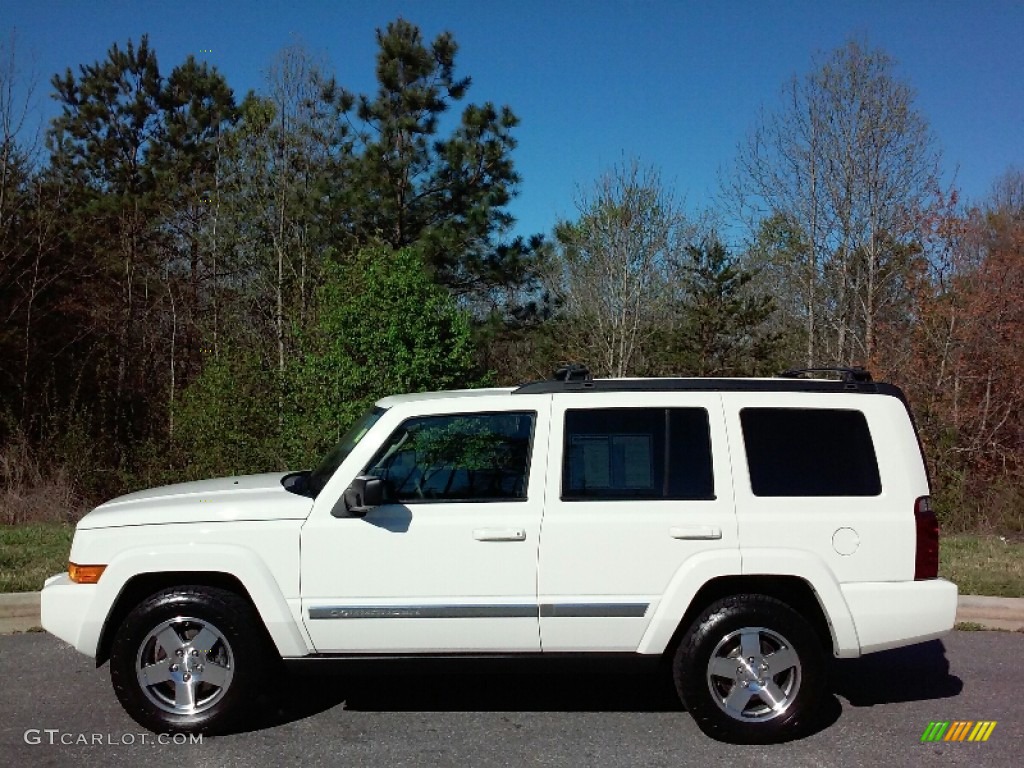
[78,543,312,658]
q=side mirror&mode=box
[336,475,384,518]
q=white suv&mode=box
[41,366,958,743]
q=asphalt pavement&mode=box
[1,630,1020,768]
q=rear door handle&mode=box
[670,525,722,540]
[473,528,527,542]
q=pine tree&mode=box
[326,18,539,298]
[670,239,779,376]
[49,36,165,449]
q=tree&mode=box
[281,245,481,467]
[48,36,166,448]
[325,18,539,299]
[732,39,941,366]
[219,43,344,388]
[545,160,689,377]
[666,238,779,376]
[151,56,238,435]
[874,172,1024,531]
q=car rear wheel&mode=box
[110,586,270,734]
[673,594,826,743]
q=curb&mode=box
[0,591,40,619]
[954,594,1024,631]
[1,590,1022,635]
[0,592,42,634]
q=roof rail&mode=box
[778,366,873,384]
[510,363,885,395]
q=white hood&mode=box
[77,472,314,530]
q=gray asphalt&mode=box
[1,630,1020,767]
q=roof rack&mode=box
[552,364,592,383]
[512,364,884,396]
[778,367,873,384]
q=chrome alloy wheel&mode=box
[135,616,234,715]
[705,626,802,722]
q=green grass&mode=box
[0,523,74,593]
[940,534,1024,598]
[0,524,1022,598]
[954,621,986,631]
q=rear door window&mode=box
[740,408,881,496]
[562,408,714,500]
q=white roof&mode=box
[376,387,516,408]
[374,376,846,408]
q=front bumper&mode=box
[842,578,959,654]
[40,573,100,656]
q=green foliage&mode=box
[170,352,281,479]
[281,245,482,468]
[655,238,781,376]
[49,36,163,196]
[327,18,541,297]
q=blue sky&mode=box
[3,0,1022,240]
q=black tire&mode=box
[672,594,826,744]
[109,585,272,734]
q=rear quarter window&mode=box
[740,408,881,496]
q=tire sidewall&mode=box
[110,586,265,734]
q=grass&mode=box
[0,524,1022,598]
[940,534,1024,598]
[0,523,74,593]
[954,621,986,631]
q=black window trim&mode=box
[362,409,538,505]
[559,406,717,503]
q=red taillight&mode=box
[914,496,939,579]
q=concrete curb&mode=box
[0,591,42,634]
[954,594,1024,631]
[1,590,1022,635]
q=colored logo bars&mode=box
[921,721,997,742]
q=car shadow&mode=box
[830,639,963,707]
[236,640,961,734]
[238,664,681,732]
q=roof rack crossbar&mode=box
[552,364,592,383]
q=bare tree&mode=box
[731,40,941,365]
[545,160,690,377]
[0,29,37,228]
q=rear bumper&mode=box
[842,578,958,654]
[40,573,99,656]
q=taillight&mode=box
[914,496,939,579]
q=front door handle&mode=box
[670,525,722,540]
[473,528,526,542]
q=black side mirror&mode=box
[336,475,384,518]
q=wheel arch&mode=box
[97,572,254,665]
[89,544,313,665]
[638,549,861,658]
[658,575,835,661]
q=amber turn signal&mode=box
[68,563,107,584]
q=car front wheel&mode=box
[109,586,270,734]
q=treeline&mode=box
[0,24,1020,531]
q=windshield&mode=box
[307,407,386,497]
